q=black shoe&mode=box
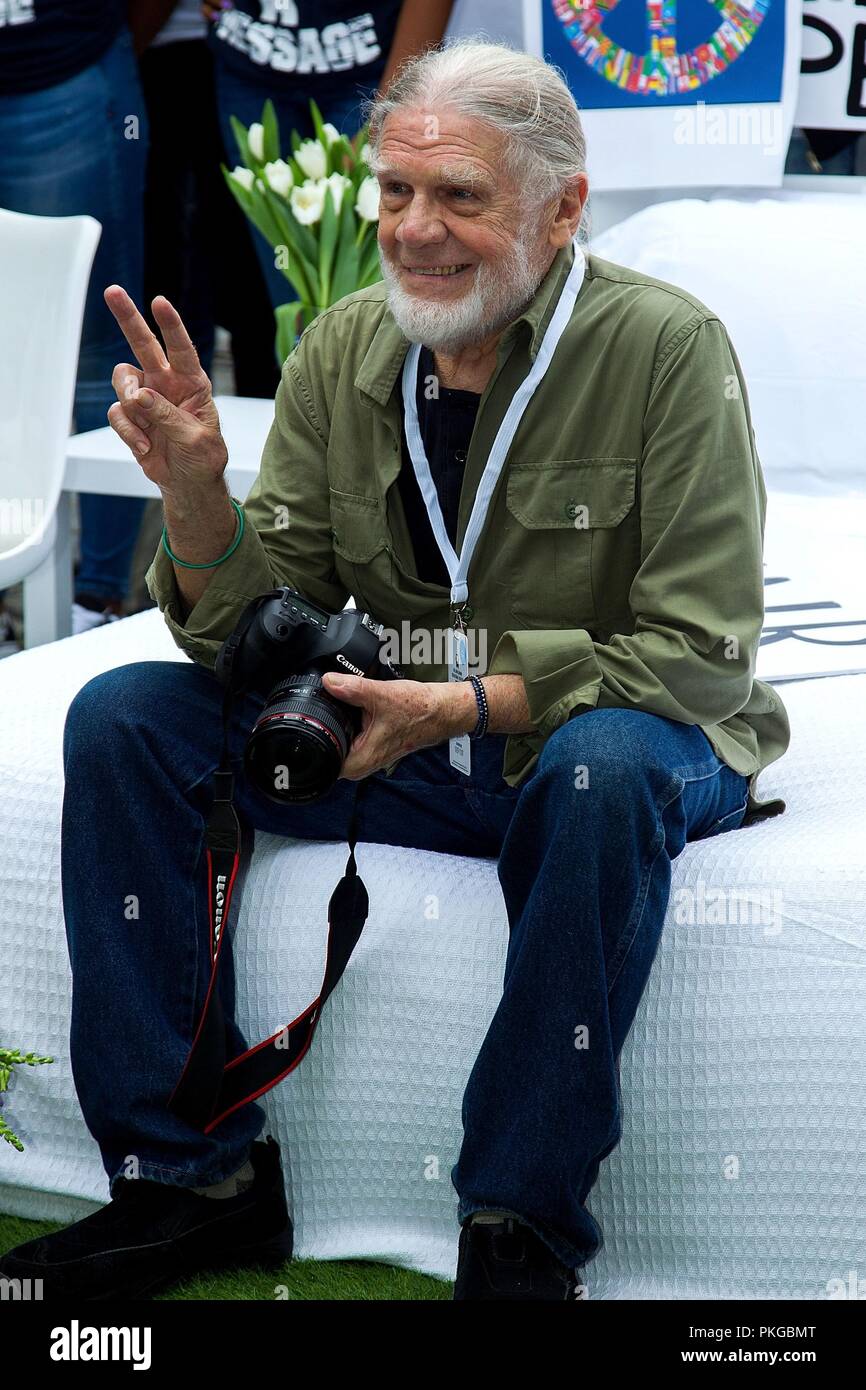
[453,1214,584,1301]
[0,1135,293,1301]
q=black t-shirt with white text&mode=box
[208,0,403,95]
[0,0,126,95]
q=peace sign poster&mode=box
[523,0,803,188]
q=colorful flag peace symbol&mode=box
[551,0,772,96]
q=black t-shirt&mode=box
[0,1,126,95]
[208,1,403,96]
[397,345,481,588]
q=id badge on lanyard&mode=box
[448,623,471,776]
[401,241,587,782]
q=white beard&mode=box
[378,228,549,354]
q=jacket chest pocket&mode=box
[503,458,637,628]
[328,487,392,615]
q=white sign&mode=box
[523,0,803,190]
[795,0,866,129]
[757,494,866,684]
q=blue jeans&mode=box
[213,65,381,313]
[61,660,751,1270]
[0,30,149,601]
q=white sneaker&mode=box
[72,602,123,635]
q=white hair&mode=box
[362,36,591,245]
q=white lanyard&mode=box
[401,238,587,611]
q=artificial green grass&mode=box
[0,1212,451,1300]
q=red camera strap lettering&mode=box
[167,687,368,1134]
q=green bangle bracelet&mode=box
[162,498,245,570]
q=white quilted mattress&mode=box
[1,606,865,1299]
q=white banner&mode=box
[795,0,866,130]
[757,494,866,684]
[523,0,803,190]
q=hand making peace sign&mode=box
[104,286,229,496]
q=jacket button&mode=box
[565,501,579,520]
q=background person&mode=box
[140,0,282,401]
[203,0,455,314]
[0,1,152,635]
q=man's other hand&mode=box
[321,674,477,780]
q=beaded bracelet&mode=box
[162,498,245,570]
[467,674,489,741]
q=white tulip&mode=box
[360,142,373,167]
[264,159,294,197]
[321,172,352,215]
[355,175,380,222]
[296,138,327,180]
[322,123,341,147]
[290,181,326,226]
[247,122,265,162]
[229,165,255,191]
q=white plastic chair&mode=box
[0,208,101,646]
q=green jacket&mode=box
[146,243,790,821]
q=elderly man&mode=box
[1,39,789,1301]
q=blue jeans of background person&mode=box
[61,659,751,1270]
[0,29,149,603]
[139,38,282,403]
[213,65,382,314]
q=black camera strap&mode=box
[167,678,369,1135]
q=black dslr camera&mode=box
[214,587,401,804]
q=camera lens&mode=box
[244,672,357,803]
